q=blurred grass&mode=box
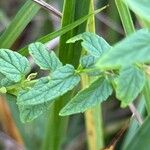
[0,0,141,149]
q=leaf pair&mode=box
[60,29,149,116]
[60,32,113,116]
[17,43,80,122]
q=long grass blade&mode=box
[0,0,40,48]
[18,6,108,56]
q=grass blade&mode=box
[0,0,40,48]
[124,116,150,150]
[18,6,108,56]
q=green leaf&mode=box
[0,73,14,87]
[67,32,111,57]
[96,29,150,69]
[17,64,80,105]
[18,77,53,122]
[0,49,30,82]
[124,116,150,150]
[19,101,52,123]
[116,66,145,107]
[80,54,101,76]
[124,0,150,21]
[18,6,108,56]
[80,54,97,68]
[29,42,62,71]
[60,76,113,116]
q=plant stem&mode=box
[122,98,145,149]
[83,1,104,150]
[115,0,135,35]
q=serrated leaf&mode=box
[80,54,97,68]
[124,0,150,21]
[18,101,52,123]
[67,32,111,57]
[0,73,14,87]
[116,66,145,106]
[0,49,30,82]
[29,42,62,71]
[60,76,113,116]
[19,6,108,56]
[17,64,80,105]
[80,54,101,76]
[96,29,150,69]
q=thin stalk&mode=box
[129,103,143,125]
[83,1,104,150]
[33,0,62,18]
[122,98,145,149]
[115,0,135,35]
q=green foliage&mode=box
[80,54,96,68]
[29,42,62,71]
[0,73,14,87]
[17,64,80,106]
[115,66,145,107]
[67,32,111,57]
[0,49,30,82]
[18,101,52,123]
[0,30,149,123]
[124,0,150,21]
[96,29,150,69]
[19,6,108,56]
[60,76,113,116]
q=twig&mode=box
[129,103,143,125]
[33,0,62,18]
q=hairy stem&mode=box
[83,1,104,149]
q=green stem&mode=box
[83,1,104,149]
[115,0,135,35]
